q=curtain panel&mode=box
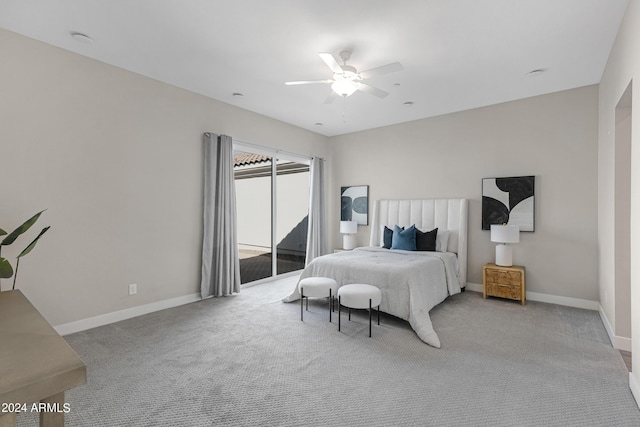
[201,133,241,298]
[305,157,327,264]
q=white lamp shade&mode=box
[331,79,359,97]
[490,224,520,243]
[340,220,358,234]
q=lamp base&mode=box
[495,244,513,267]
[343,234,356,250]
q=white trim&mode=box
[233,139,312,164]
[526,291,599,310]
[240,270,302,289]
[599,304,616,346]
[54,293,201,336]
[465,282,599,310]
[630,373,640,410]
[55,270,303,335]
[468,282,635,347]
[465,282,485,293]
[271,159,278,276]
[599,304,633,351]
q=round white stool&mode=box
[337,284,382,337]
[298,277,338,322]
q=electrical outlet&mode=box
[128,283,137,295]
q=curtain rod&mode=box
[234,138,319,161]
[204,133,324,161]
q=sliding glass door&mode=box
[235,151,273,283]
[234,146,310,284]
[275,158,309,275]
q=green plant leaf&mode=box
[17,226,50,258]
[0,257,13,279]
[0,228,7,236]
[1,210,46,246]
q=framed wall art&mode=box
[341,185,369,225]
[482,176,535,231]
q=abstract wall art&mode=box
[482,176,535,231]
[341,185,369,225]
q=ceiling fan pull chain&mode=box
[343,97,347,125]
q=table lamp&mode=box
[340,220,358,250]
[491,224,520,266]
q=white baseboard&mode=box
[630,373,640,410]
[467,282,633,350]
[55,272,304,336]
[465,282,599,310]
[464,282,484,293]
[54,293,201,336]
[240,270,301,289]
[598,304,632,351]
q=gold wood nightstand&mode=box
[483,263,526,305]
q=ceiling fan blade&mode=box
[359,83,389,98]
[323,91,339,104]
[359,62,403,79]
[285,80,331,85]
[318,53,343,74]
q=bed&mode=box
[283,198,468,348]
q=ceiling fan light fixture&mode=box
[331,79,359,97]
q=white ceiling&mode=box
[0,0,628,136]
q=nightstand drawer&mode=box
[485,269,522,286]
[486,282,521,300]
[483,263,526,305]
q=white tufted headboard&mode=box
[369,199,468,286]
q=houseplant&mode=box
[0,210,50,290]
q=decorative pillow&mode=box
[383,225,403,249]
[436,229,450,252]
[391,224,416,251]
[416,227,438,251]
[382,226,392,249]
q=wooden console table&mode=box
[0,290,86,427]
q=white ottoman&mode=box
[298,277,338,322]
[337,284,382,337]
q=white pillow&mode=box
[436,229,450,252]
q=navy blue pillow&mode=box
[383,226,393,249]
[391,225,416,251]
[383,225,403,249]
[416,227,438,251]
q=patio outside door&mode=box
[234,147,309,284]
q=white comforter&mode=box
[282,247,461,348]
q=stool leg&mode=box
[338,295,341,331]
[306,295,309,311]
[329,289,332,322]
[369,298,372,337]
[378,305,380,325]
[300,288,304,321]
[348,308,351,321]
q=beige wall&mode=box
[0,29,328,325]
[328,85,599,301]
[598,0,640,405]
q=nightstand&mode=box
[483,263,526,305]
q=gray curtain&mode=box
[305,157,327,264]
[201,133,241,298]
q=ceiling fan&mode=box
[285,50,403,103]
